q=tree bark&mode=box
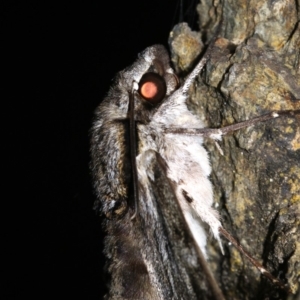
[169,0,300,299]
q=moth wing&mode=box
[135,149,224,299]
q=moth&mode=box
[90,38,299,299]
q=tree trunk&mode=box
[169,0,299,299]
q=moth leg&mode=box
[219,227,291,293]
[164,109,300,138]
[214,140,224,156]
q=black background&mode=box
[3,1,199,298]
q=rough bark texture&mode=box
[169,0,299,299]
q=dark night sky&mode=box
[4,1,198,298]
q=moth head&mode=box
[136,51,180,106]
[98,45,180,124]
[124,45,180,121]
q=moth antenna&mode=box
[129,82,140,221]
[164,109,300,137]
[219,227,292,293]
[181,18,223,93]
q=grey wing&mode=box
[101,148,221,299]
[90,102,131,218]
[134,149,223,299]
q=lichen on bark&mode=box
[169,0,300,299]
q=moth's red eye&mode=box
[138,72,166,105]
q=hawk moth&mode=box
[90,39,299,299]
